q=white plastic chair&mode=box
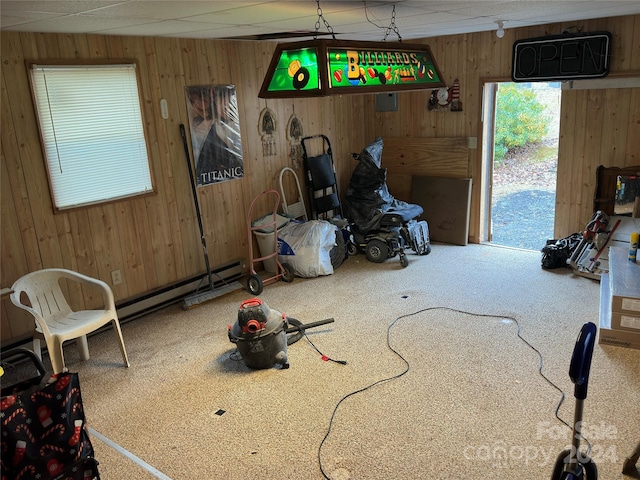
[10,268,130,374]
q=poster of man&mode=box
[185,85,244,186]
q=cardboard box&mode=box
[611,311,640,331]
[599,274,640,350]
[598,323,640,350]
[608,246,640,315]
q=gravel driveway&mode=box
[492,189,556,251]
[491,147,558,251]
[490,85,561,252]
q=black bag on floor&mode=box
[541,233,581,269]
[1,348,100,480]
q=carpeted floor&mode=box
[3,243,639,479]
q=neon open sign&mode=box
[512,32,611,82]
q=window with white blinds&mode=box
[29,63,153,210]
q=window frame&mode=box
[26,59,156,212]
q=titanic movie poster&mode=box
[185,85,244,186]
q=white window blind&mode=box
[30,63,153,210]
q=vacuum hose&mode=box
[286,317,335,345]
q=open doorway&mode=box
[481,81,561,251]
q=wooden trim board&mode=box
[412,176,472,245]
[381,137,469,178]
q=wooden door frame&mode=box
[477,76,510,243]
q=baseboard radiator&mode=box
[117,258,246,323]
[0,260,245,355]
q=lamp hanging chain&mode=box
[314,0,336,40]
[383,5,402,42]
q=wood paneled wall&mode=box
[0,32,368,343]
[380,137,470,201]
[363,15,640,240]
[2,15,639,344]
[555,83,640,237]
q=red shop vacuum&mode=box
[228,298,334,369]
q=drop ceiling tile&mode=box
[0,1,124,15]
[15,14,159,35]
[1,0,639,40]
[98,19,229,37]
[86,1,268,21]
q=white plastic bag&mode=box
[277,220,337,277]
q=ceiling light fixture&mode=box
[496,21,505,38]
[258,1,446,98]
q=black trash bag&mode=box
[541,233,582,269]
[344,137,422,233]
